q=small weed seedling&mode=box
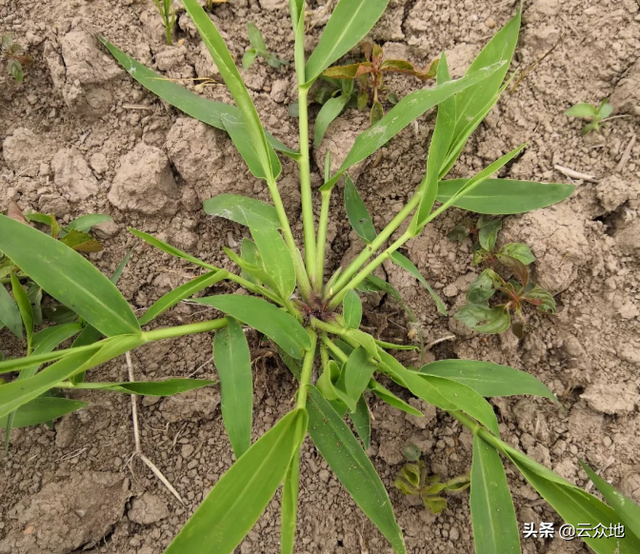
[565,98,613,134]
[152,0,176,45]
[323,41,438,125]
[449,216,555,336]
[394,445,469,513]
[3,2,640,554]
[307,42,437,144]
[242,22,287,70]
[1,34,30,82]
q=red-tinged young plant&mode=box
[2,2,640,553]
[449,215,556,336]
[323,40,438,125]
[1,34,30,82]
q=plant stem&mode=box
[165,19,172,45]
[310,317,344,337]
[141,318,228,342]
[295,84,317,285]
[264,175,312,300]
[328,229,411,309]
[320,335,349,363]
[296,329,317,409]
[315,189,331,290]
[326,192,422,300]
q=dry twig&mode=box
[126,352,185,505]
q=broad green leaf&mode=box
[11,272,34,351]
[99,39,297,165]
[343,289,362,329]
[419,360,556,401]
[421,375,500,435]
[412,53,455,232]
[241,239,262,285]
[467,269,498,304]
[0,397,88,429]
[139,271,227,325]
[194,295,310,359]
[245,210,296,299]
[0,281,22,338]
[580,461,640,541]
[214,317,253,458]
[307,387,406,554]
[344,176,377,243]
[314,94,350,146]
[32,323,83,354]
[332,62,506,182]
[164,408,307,554]
[442,146,526,216]
[498,243,535,265]
[204,194,280,228]
[0,335,145,418]
[436,178,574,214]
[470,435,521,554]
[247,22,267,53]
[130,228,215,270]
[452,11,520,145]
[242,49,258,70]
[27,283,43,327]
[0,216,140,337]
[598,101,613,119]
[478,219,502,251]
[305,0,390,83]
[522,285,556,314]
[60,229,102,252]
[281,450,301,554]
[369,380,423,417]
[67,214,112,232]
[224,247,278,292]
[181,0,279,180]
[338,347,376,406]
[389,252,447,315]
[377,350,499,435]
[73,378,215,396]
[565,103,597,118]
[351,394,371,449]
[505,449,640,554]
[24,212,53,225]
[317,359,353,409]
[455,304,511,334]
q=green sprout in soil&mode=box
[449,216,555,336]
[2,2,640,554]
[152,0,176,45]
[565,98,613,135]
[394,444,470,513]
[1,34,30,82]
[243,22,288,70]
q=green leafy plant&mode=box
[152,0,176,45]
[323,40,438,125]
[1,34,30,82]
[2,2,639,553]
[394,444,470,513]
[449,216,555,336]
[565,98,613,134]
[242,22,287,70]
